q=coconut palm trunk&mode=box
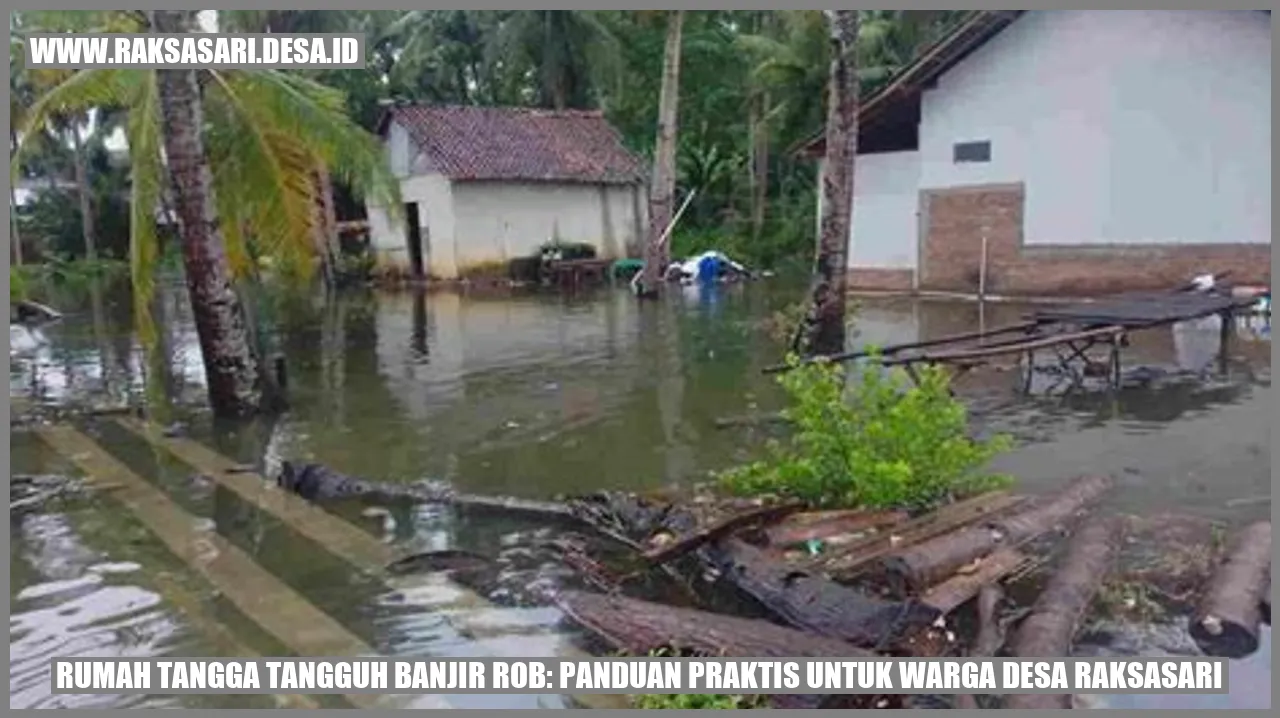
[750,91,770,242]
[313,165,340,288]
[636,10,684,298]
[802,10,859,357]
[68,121,97,262]
[150,9,264,417]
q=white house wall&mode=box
[849,151,921,270]
[368,172,457,277]
[448,182,640,274]
[918,10,1271,247]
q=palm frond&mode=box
[224,70,401,212]
[204,70,320,282]
[126,71,162,353]
[12,68,139,180]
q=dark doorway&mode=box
[404,202,426,279]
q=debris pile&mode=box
[274,462,1271,709]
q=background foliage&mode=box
[11,10,970,272]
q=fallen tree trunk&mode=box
[644,501,805,565]
[1006,515,1123,710]
[279,461,581,521]
[882,475,1112,593]
[919,547,1028,615]
[556,590,874,658]
[1191,521,1271,658]
[704,538,939,648]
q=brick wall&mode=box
[917,183,1271,296]
[919,184,1025,292]
[847,268,915,292]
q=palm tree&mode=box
[636,10,685,298]
[803,9,859,357]
[13,10,400,416]
[485,10,623,110]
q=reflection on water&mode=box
[9,278,1271,709]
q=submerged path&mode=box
[38,420,625,709]
[35,424,425,709]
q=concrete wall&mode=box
[448,181,643,276]
[850,151,921,269]
[919,10,1271,247]
[368,173,456,277]
[370,118,647,280]
[817,151,922,290]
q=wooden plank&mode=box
[36,424,441,710]
[919,547,1029,614]
[1034,294,1251,326]
[115,417,398,570]
[882,325,1125,366]
[809,491,1026,579]
[763,320,1044,374]
[643,502,805,565]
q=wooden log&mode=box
[555,590,874,658]
[1005,516,1124,710]
[971,584,1008,659]
[765,508,908,549]
[919,547,1028,615]
[705,538,940,648]
[954,584,1007,710]
[813,491,1025,580]
[1191,521,1271,659]
[279,462,583,521]
[882,475,1112,593]
[644,501,806,565]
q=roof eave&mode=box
[793,10,1025,159]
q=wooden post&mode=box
[1109,332,1122,389]
[1217,309,1233,374]
[978,232,989,300]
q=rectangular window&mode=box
[953,141,991,163]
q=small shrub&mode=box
[11,267,28,304]
[632,693,764,710]
[459,259,510,279]
[718,353,1013,511]
[539,241,597,261]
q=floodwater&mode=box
[9,277,1272,709]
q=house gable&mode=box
[917,10,1270,247]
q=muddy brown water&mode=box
[9,277,1272,709]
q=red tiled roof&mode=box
[379,105,647,186]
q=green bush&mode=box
[632,694,764,710]
[539,240,597,261]
[718,353,1013,511]
[11,267,29,304]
